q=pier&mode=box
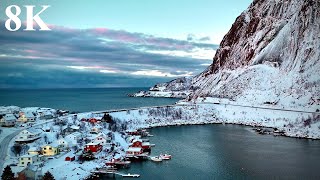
[92,168,140,178]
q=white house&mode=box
[28,147,40,155]
[90,126,100,134]
[18,154,43,167]
[0,114,17,127]
[57,138,69,148]
[65,132,82,146]
[15,130,41,142]
[37,110,53,120]
[25,112,36,122]
[92,132,111,145]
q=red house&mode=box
[88,118,99,124]
[84,142,102,153]
[126,147,143,156]
[65,156,75,161]
[130,139,151,149]
[130,140,142,148]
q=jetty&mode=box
[92,168,140,178]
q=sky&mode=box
[0,0,252,88]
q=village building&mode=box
[65,156,75,161]
[17,112,27,123]
[57,138,69,149]
[126,147,143,156]
[90,126,100,134]
[18,154,43,167]
[15,130,41,143]
[0,114,17,127]
[38,111,55,120]
[42,126,51,132]
[42,143,59,156]
[18,165,43,180]
[65,132,82,146]
[28,147,40,155]
[91,132,111,145]
[18,112,36,123]
[84,142,102,153]
[62,125,79,135]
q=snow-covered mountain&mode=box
[133,0,320,110]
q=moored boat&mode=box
[122,173,140,178]
[160,153,172,160]
[150,156,162,162]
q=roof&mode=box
[132,139,142,143]
[72,132,82,136]
[86,142,100,146]
[3,114,16,121]
[24,112,35,118]
[70,125,80,130]
[43,142,59,147]
[28,147,38,151]
[126,147,142,152]
[20,154,37,158]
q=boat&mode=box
[160,154,172,160]
[122,173,140,178]
[150,156,162,162]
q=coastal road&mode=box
[0,119,54,176]
[198,102,320,114]
[0,130,21,176]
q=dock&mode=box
[92,168,140,178]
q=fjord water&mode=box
[123,125,320,180]
[0,88,178,112]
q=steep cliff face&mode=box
[134,0,320,109]
[190,0,320,109]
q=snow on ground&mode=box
[1,101,319,179]
[108,103,320,139]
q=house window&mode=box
[28,158,30,160]
[49,147,52,150]
[44,148,46,150]
[21,162,24,164]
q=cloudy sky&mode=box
[0,0,252,88]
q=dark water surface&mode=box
[121,125,320,180]
[0,88,178,112]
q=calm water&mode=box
[121,125,320,180]
[0,88,178,112]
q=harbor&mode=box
[89,128,172,179]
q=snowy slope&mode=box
[132,0,320,110]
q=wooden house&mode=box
[15,130,41,143]
[0,114,17,127]
[42,143,59,156]
[126,147,143,156]
[28,147,40,155]
[18,154,43,167]
[84,142,102,153]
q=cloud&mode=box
[131,70,193,78]
[0,21,218,88]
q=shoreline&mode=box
[145,121,320,140]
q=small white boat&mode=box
[160,154,172,160]
[122,173,140,178]
[150,156,162,162]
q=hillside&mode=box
[132,0,320,111]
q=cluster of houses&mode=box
[13,116,114,172]
[0,107,57,127]
[125,129,154,158]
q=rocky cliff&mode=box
[133,0,320,110]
